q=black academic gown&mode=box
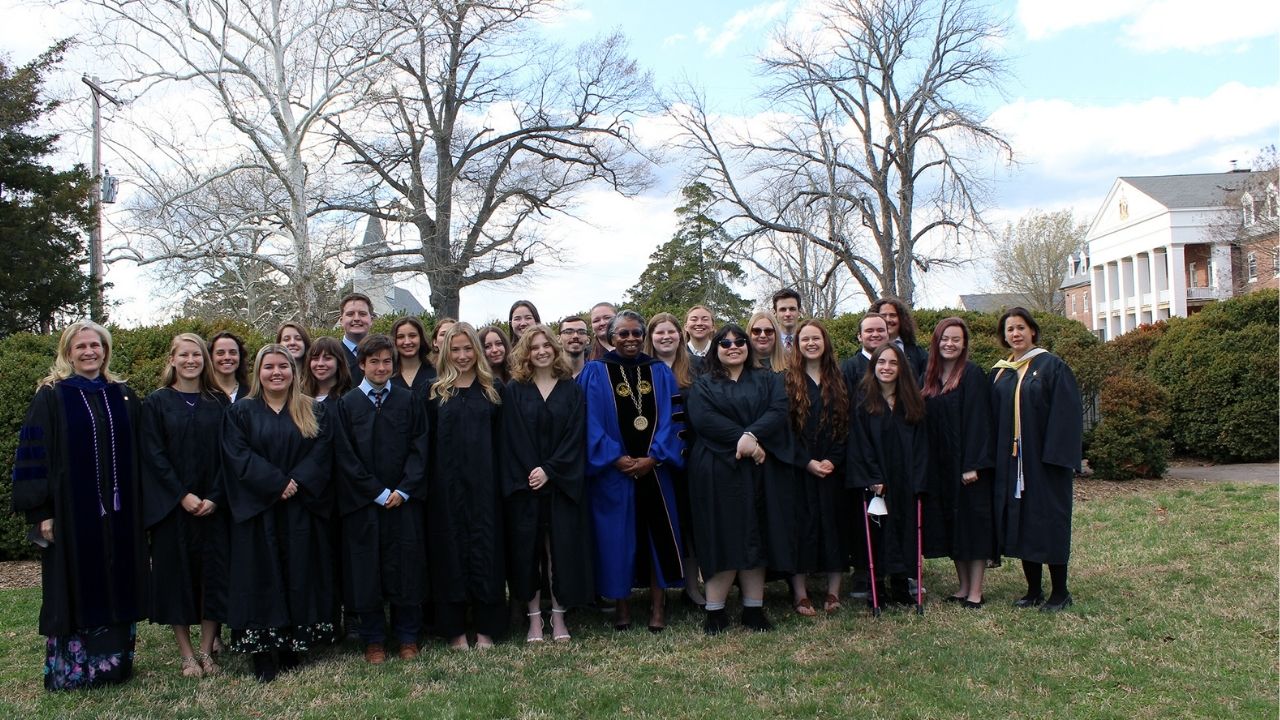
[501,378,594,606]
[991,352,1082,565]
[140,388,230,625]
[392,365,436,402]
[685,368,797,576]
[425,383,506,605]
[921,362,996,561]
[11,377,149,639]
[789,376,849,574]
[848,398,928,577]
[221,398,336,637]
[901,342,928,380]
[337,385,429,613]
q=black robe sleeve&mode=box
[959,362,995,476]
[221,400,290,523]
[747,371,795,464]
[11,385,62,528]
[847,404,882,489]
[140,390,190,528]
[1040,356,1083,471]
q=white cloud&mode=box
[663,33,687,47]
[705,1,789,56]
[988,82,1280,176]
[1017,0,1280,52]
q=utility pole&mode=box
[81,76,122,323]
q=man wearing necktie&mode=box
[339,293,376,383]
[772,288,802,355]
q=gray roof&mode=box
[387,286,425,315]
[957,293,1030,313]
[1121,171,1265,210]
[362,216,386,247]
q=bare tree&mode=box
[85,0,403,324]
[672,0,1010,306]
[991,209,1085,314]
[322,0,657,317]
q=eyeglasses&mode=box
[615,329,644,339]
[559,329,590,337]
[718,338,748,348]
[750,327,775,336]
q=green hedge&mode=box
[0,307,1094,560]
[1085,372,1172,480]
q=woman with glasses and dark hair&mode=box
[920,318,995,608]
[991,307,1082,613]
[685,324,795,634]
[578,310,685,632]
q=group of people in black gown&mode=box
[11,289,1082,690]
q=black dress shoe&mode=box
[740,606,774,632]
[1013,592,1045,608]
[1040,594,1073,613]
[961,598,984,609]
[252,652,278,683]
[277,650,300,673]
[703,608,729,636]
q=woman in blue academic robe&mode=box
[578,310,685,632]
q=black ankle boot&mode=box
[703,608,729,636]
[277,650,300,673]
[740,606,773,632]
[252,652,278,683]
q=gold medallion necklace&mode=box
[616,364,651,431]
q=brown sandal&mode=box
[823,594,842,614]
[180,655,203,678]
[793,597,817,617]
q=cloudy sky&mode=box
[3,0,1277,327]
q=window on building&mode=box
[1207,260,1217,288]
[1272,247,1279,278]
[1242,193,1255,226]
[1084,291,1089,308]
[1267,184,1278,219]
[1188,261,1199,288]
[1069,295,1075,313]
[1247,253,1258,282]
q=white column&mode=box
[1118,257,1133,334]
[1168,245,1188,317]
[1130,254,1143,329]
[1146,251,1159,323]
[1100,263,1114,340]
[1211,243,1233,299]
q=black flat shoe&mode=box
[1040,594,1073,613]
[740,606,774,632]
[276,650,300,673]
[613,621,632,631]
[648,624,666,634]
[944,595,966,604]
[961,598,984,609]
[703,608,729,636]
[1013,592,1045,608]
[252,653,277,683]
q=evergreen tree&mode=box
[0,41,95,336]
[624,182,751,322]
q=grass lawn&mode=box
[0,481,1274,719]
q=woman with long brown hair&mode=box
[302,337,353,403]
[920,318,995,608]
[848,343,928,610]
[390,316,434,396]
[782,319,849,616]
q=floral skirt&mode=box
[44,624,136,691]
[229,622,336,654]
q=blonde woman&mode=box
[425,323,506,649]
[141,333,230,677]
[502,326,591,643]
[746,311,787,371]
[12,320,148,690]
[221,344,336,682]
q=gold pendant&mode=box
[633,416,649,431]
[615,382,631,397]
[637,379,653,395]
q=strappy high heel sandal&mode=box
[550,607,571,643]
[526,610,546,643]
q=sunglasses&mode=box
[750,327,775,336]
[718,338,748,348]
[615,329,645,339]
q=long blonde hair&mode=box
[250,344,319,438]
[747,310,787,372]
[159,332,219,394]
[431,322,502,404]
[39,320,122,388]
[644,313,693,388]
[508,325,573,382]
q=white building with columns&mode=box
[1085,171,1265,340]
